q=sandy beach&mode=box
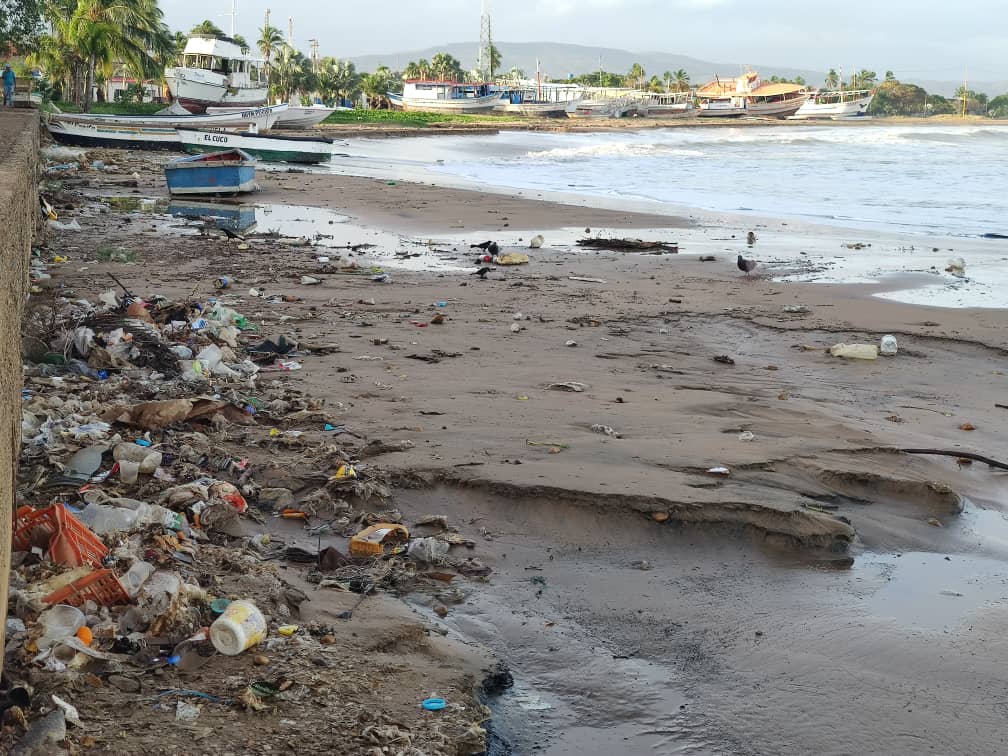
[28,146,1008,755]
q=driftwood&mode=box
[576,237,678,253]
[901,448,1008,471]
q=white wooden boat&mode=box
[178,128,333,163]
[639,91,696,118]
[697,72,809,118]
[47,119,183,150]
[164,36,268,112]
[388,81,499,113]
[791,89,874,119]
[494,83,583,117]
[51,104,287,130]
[208,103,336,129]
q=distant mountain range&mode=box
[348,41,1005,98]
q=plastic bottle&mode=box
[169,628,216,672]
[38,605,86,649]
[120,560,155,597]
[209,600,267,655]
[880,335,898,356]
[829,343,879,360]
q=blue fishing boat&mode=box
[164,148,257,196]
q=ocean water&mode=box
[333,124,1008,307]
[422,124,1008,238]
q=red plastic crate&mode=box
[43,568,130,607]
[13,505,108,568]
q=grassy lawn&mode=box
[54,101,166,115]
[321,109,523,127]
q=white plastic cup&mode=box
[210,600,267,655]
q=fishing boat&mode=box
[697,72,809,118]
[164,149,257,196]
[208,103,337,129]
[388,80,500,113]
[47,119,184,150]
[164,35,268,112]
[494,82,582,117]
[50,104,286,129]
[791,88,874,119]
[177,128,333,164]
[638,91,696,118]
[566,95,637,119]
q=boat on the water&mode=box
[207,103,337,129]
[388,80,499,113]
[790,88,874,119]
[697,72,809,118]
[178,128,333,164]
[164,35,268,112]
[638,91,696,118]
[165,149,257,195]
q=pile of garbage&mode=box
[5,255,492,754]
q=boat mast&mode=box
[229,0,237,37]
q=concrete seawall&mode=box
[0,110,39,675]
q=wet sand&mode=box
[51,158,1008,754]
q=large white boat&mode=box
[697,72,809,118]
[164,36,268,113]
[494,82,583,117]
[638,91,696,118]
[387,81,500,113]
[791,89,874,119]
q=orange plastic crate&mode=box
[43,568,130,608]
[13,505,108,568]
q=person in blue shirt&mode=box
[2,65,15,106]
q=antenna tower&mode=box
[478,0,492,80]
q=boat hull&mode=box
[494,101,572,117]
[164,68,268,113]
[640,105,697,119]
[165,162,257,195]
[47,120,182,150]
[51,104,286,130]
[207,104,336,129]
[178,128,332,164]
[745,94,809,118]
[791,94,874,119]
[388,92,500,113]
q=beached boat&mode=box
[165,149,257,196]
[638,91,696,118]
[388,81,500,113]
[697,72,809,118]
[566,95,637,119]
[164,35,268,112]
[791,88,874,119]
[494,82,583,117]
[50,104,286,130]
[207,103,337,129]
[177,128,333,164]
[47,119,183,150]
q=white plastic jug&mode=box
[210,600,267,655]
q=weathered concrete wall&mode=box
[0,111,39,677]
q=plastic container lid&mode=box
[422,698,446,711]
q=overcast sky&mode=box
[163,0,1006,81]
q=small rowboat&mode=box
[164,148,257,196]
[177,128,333,164]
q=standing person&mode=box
[2,65,15,107]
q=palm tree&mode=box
[673,69,689,92]
[190,19,224,39]
[232,34,248,52]
[270,44,316,103]
[317,57,361,105]
[70,0,172,112]
[627,62,646,90]
[257,23,283,75]
[825,69,839,89]
[488,43,502,78]
[429,52,463,81]
[361,65,396,108]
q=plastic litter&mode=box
[407,537,449,564]
[422,698,447,711]
[350,523,410,557]
[830,343,879,360]
[880,335,898,356]
[210,600,267,655]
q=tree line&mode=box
[4,2,1007,117]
